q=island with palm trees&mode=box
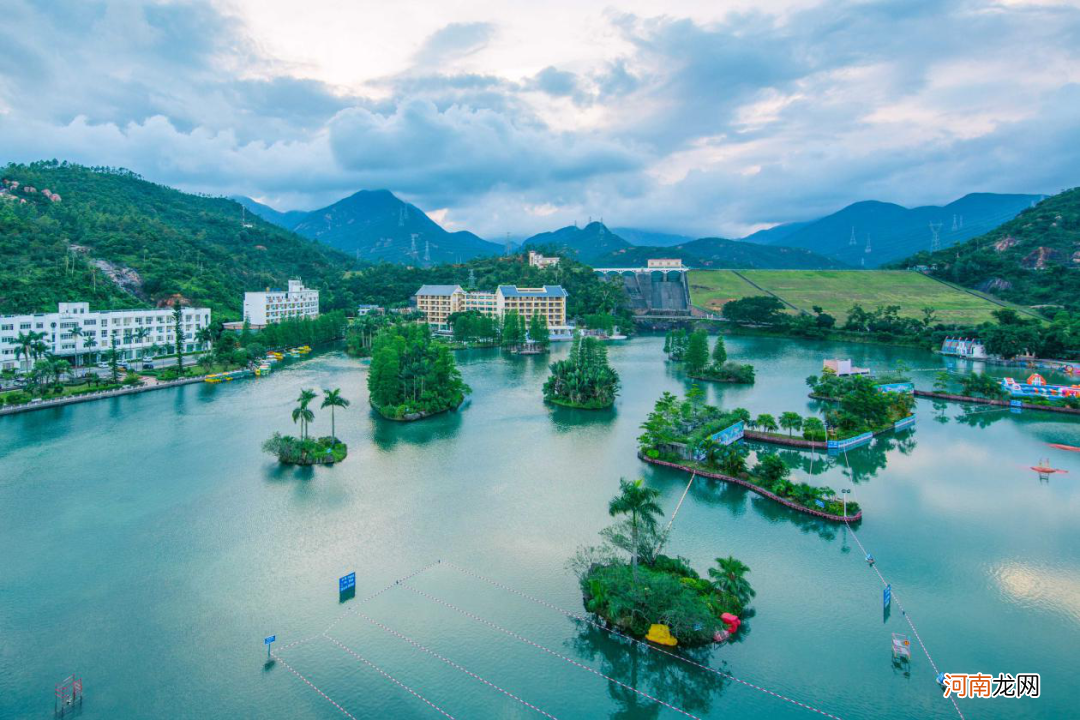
[543,332,620,409]
[638,389,861,522]
[262,387,349,465]
[570,479,754,647]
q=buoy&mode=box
[866,553,875,565]
[645,624,678,646]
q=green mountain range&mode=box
[897,187,1080,312]
[524,221,844,269]
[749,193,1041,267]
[237,191,503,265]
[0,162,354,317]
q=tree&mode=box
[711,335,727,366]
[527,311,550,348]
[933,371,950,393]
[721,296,785,325]
[685,330,710,375]
[708,556,755,609]
[754,453,789,486]
[779,411,803,437]
[292,388,317,440]
[755,413,778,433]
[172,302,185,374]
[107,336,121,384]
[544,332,620,409]
[608,478,664,584]
[802,416,826,440]
[321,388,350,442]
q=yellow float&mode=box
[645,624,677,646]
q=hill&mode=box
[750,193,1040,267]
[688,269,1026,324]
[897,187,1080,312]
[0,162,354,318]
[523,221,632,263]
[611,227,695,247]
[243,190,503,265]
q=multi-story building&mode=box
[243,279,319,326]
[413,284,569,334]
[527,250,560,269]
[0,301,212,371]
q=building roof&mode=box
[415,285,464,296]
[497,285,567,298]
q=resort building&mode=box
[528,250,560,269]
[823,358,871,376]
[413,284,569,334]
[941,337,987,360]
[243,279,319,326]
[356,304,382,316]
[1,301,212,371]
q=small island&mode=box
[263,388,349,465]
[571,479,753,647]
[543,332,620,409]
[665,329,755,384]
[805,370,915,438]
[368,323,470,420]
[638,390,860,521]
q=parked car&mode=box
[96,362,110,369]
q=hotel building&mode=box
[1,302,212,371]
[243,279,320,327]
[413,284,569,334]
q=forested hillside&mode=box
[898,188,1080,312]
[0,161,355,317]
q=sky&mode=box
[1,0,1079,238]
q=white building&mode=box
[647,258,685,269]
[1,302,212,372]
[528,250,560,269]
[243,279,319,326]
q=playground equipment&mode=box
[892,633,912,664]
[54,675,82,716]
[1031,458,1068,481]
[1002,376,1080,399]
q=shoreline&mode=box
[0,376,207,416]
[914,389,1080,416]
[639,452,862,523]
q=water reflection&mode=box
[549,403,618,432]
[566,622,729,718]
[370,407,465,449]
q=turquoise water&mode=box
[2,336,1078,719]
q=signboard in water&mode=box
[876,382,914,394]
[709,421,744,446]
[264,635,276,645]
[339,572,356,593]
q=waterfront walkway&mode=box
[0,376,207,416]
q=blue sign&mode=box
[883,584,892,608]
[877,382,914,394]
[709,421,744,446]
[815,500,826,509]
[1010,400,1022,407]
[264,635,276,645]
[339,572,356,593]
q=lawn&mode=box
[689,269,1026,324]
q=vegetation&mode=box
[805,373,915,438]
[543,332,620,409]
[664,329,755,383]
[262,387,348,465]
[899,187,1080,313]
[0,162,355,317]
[957,373,1008,400]
[569,480,754,646]
[637,390,858,517]
[344,312,394,357]
[367,323,470,420]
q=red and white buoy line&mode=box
[442,561,845,720]
[400,581,708,720]
[836,455,967,720]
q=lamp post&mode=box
[841,488,851,517]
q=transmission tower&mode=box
[951,214,958,232]
[410,233,419,261]
[505,232,512,256]
[424,239,430,265]
[848,226,857,246]
[467,268,476,290]
[929,222,943,253]
[865,234,872,254]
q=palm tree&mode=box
[195,326,213,351]
[292,388,317,440]
[608,478,664,583]
[321,388,350,442]
[68,324,84,367]
[14,331,47,374]
[82,333,98,367]
[708,556,755,608]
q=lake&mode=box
[2,335,1078,719]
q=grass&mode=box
[689,269,1027,324]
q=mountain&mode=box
[245,190,503,265]
[0,162,354,317]
[741,221,811,245]
[751,193,1041,267]
[896,188,1080,312]
[591,237,846,270]
[612,227,695,247]
[523,221,632,263]
[233,195,308,230]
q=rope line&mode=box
[401,582,705,720]
[656,472,696,555]
[837,461,966,720]
[443,561,843,720]
[324,634,457,719]
[271,651,359,720]
[351,611,560,719]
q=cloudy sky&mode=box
[2,0,1078,238]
